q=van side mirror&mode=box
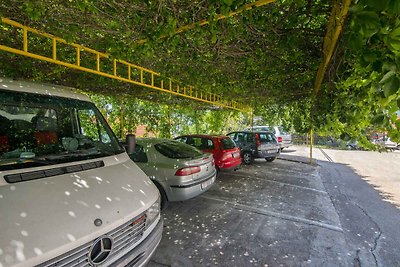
[126,134,136,154]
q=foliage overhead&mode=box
[0,0,398,142]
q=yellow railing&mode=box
[0,17,250,112]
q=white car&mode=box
[373,136,399,150]
[0,78,162,267]
[251,126,292,150]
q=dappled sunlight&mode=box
[66,234,76,242]
[76,200,89,207]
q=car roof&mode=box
[136,137,180,145]
[227,131,273,134]
[252,126,275,128]
[175,134,228,139]
[0,77,92,102]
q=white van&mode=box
[0,78,162,267]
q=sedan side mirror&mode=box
[126,134,136,154]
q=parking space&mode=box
[148,158,353,266]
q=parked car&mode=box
[227,131,280,164]
[174,134,241,175]
[251,126,292,151]
[373,136,399,150]
[128,138,217,209]
[384,137,399,150]
[0,78,162,267]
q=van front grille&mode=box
[37,214,147,267]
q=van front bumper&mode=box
[113,218,163,267]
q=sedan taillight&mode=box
[277,136,283,143]
[175,166,201,176]
[255,133,261,147]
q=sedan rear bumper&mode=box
[218,158,242,171]
[256,149,280,158]
[167,172,216,201]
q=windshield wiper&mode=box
[46,149,114,161]
[0,157,55,171]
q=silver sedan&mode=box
[129,138,217,209]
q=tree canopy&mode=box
[0,0,398,143]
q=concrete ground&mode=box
[148,146,400,267]
[289,146,400,206]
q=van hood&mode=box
[0,152,158,267]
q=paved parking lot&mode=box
[148,158,355,266]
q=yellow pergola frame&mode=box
[309,0,352,163]
[0,17,250,112]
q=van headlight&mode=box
[146,195,160,228]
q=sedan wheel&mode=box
[243,152,253,165]
[265,157,276,162]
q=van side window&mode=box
[129,144,148,163]
[77,109,111,144]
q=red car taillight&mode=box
[255,133,261,147]
[277,136,283,143]
[175,166,201,176]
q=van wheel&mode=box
[265,157,276,162]
[242,152,253,165]
[152,181,169,211]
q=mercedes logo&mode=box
[88,236,113,265]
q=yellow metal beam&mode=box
[310,0,352,164]
[313,0,352,95]
[137,0,276,44]
[0,17,250,112]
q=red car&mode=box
[174,134,241,175]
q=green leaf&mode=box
[365,0,390,11]
[362,51,378,63]
[396,119,400,129]
[383,76,400,97]
[348,33,364,50]
[388,0,400,14]
[371,114,385,124]
[379,70,396,84]
[386,27,400,52]
[222,0,233,6]
[355,11,381,38]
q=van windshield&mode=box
[0,90,124,171]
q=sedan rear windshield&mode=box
[154,141,203,159]
[221,138,236,150]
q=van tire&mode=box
[265,157,276,162]
[242,152,253,165]
[152,180,169,211]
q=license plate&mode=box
[201,177,214,190]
